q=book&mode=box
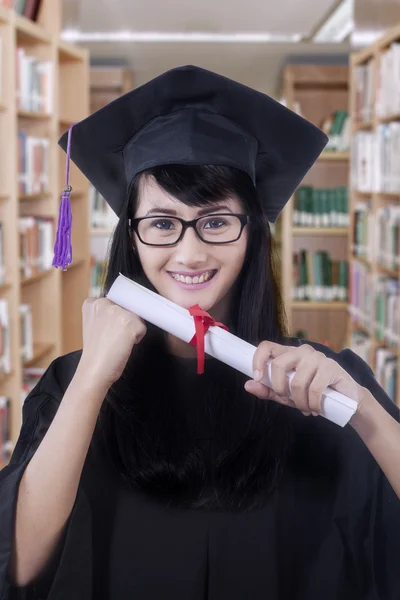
[293,186,349,228]
[0,299,11,374]
[376,41,400,119]
[16,48,53,114]
[352,125,400,193]
[19,304,33,362]
[17,133,49,196]
[90,256,108,297]
[0,396,12,468]
[348,260,374,331]
[19,217,54,279]
[354,60,375,123]
[292,250,348,302]
[89,185,118,229]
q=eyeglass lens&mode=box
[137,215,242,245]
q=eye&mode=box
[203,218,227,229]
[151,219,176,230]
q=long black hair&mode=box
[96,165,294,512]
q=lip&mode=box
[167,269,218,291]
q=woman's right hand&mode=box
[79,297,147,388]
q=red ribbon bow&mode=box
[188,305,229,374]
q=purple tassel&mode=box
[52,186,72,270]
[53,123,76,270]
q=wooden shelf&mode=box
[18,110,52,120]
[280,64,350,351]
[0,371,14,385]
[15,13,52,45]
[19,192,51,201]
[90,227,114,236]
[0,0,90,465]
[292,301,348,311]
[0,4,9,23]
[293,227,348,236]
[23,343,54,368]
[378,113,400,124]
[21,269,53,287]
[354,120,374,131]
[318,152,349,161]
[65,258,86,271]
[0,282,12,293]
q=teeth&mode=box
[170,270,214,284]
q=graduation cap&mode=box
[53,65,328,270]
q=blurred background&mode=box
[1,0,400,459]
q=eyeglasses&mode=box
[128,213,250,246]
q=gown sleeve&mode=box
[302,341,400,598]
[0,353,93,600]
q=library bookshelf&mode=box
[89,67,134,296]
[348,23,400,406]
[278,64,350,353]
[0,0,89,466]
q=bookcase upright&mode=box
[278,65,350,353]
[348,23,400,407]
[0,0,89,466]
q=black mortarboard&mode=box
[53,65,328,269]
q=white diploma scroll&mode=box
[107,274,358,427]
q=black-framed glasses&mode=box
[128,213,250,246]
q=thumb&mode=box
[244,379,288,403]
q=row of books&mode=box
[19,216,54,279]
[16,48,53,114]
[350,331,397,403]
[0,396,12,468]
[351,125,400,193]
[349,263,400,347]
[293,186,349,228]
[17,133,49,196]
[90,257,107,297]
[90,186,118,230]
[320,110,350,153]
[0,0,43,21]
[292,251,348,302]
[354,61,374,123]
[352,203,400,270]
[0,299,10,376]
[0,299,33,373]
[376,42,400,119]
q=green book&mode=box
[338,261,348,301]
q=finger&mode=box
[252,341,295,381]
[288,359,319,414]
[244,380,296,407]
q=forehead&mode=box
[135,175,243,216]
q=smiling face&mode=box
[133,175,249,320]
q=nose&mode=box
[173,226,208,266]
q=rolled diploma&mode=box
[107,273,358,427]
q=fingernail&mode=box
[254,369,262,382]
[312,411,318,417]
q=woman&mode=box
[1,65,400,600]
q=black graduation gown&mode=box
[1,339,400,600]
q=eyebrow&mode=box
[144,204,234,217]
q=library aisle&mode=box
[0,0,400,471]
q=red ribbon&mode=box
[188,305,229,374]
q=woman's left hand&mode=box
[244,341,371,416]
